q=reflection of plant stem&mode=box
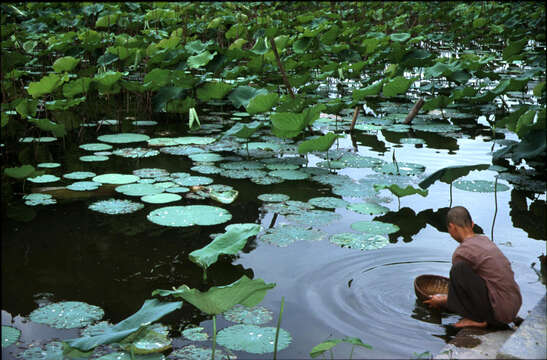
[273,296,285,360]
[397,196,401,211]
[449,182,453,208]
[349,345,355,360]
[491,176,498,242]
[327,149,331,171]
[269,213,278,229]
[211,315,217,360]
[392,150,399,175]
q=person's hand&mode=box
[423,294,447,309]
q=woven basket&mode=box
[414,274,450,301]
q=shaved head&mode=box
[447,206,473,228]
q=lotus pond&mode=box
[1,2,546,360]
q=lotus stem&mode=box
[449,182,453,208]
[349,345,355,360]
[273,296,285,360]
[491,176,498,242]
[211,315,217,360]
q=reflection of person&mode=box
[424,206,522,328]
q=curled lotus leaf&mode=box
[89,199,144,215]
[373,162,425,176]
[141,193,182,204]
[216,324,292,354]
[147,205,231,227]
[223,305,273,325]
[2,325,21,348]
[257,193,290,202]
[133,168,169,178]
[346,202,389,215]
[80,143,113,151]
[29,301,104,329]
[113,148,159,158]
[97,133,150,144]
[191,165,222,174]
[19,341,65,360]
[351,220,400,234]
[189,152,224,162]
[182,327,208,341]
[37,162,61,168]
[27,174,60,183]
[93,174,140,185]
[122,323,171,354]
[453,179,510,193]
[115,183,164,197]
[330,233,389,250]
[268,169,309,180]
[81,321,113,337]
[285,210,341,227]
[169,345,234,360]
[80,155,109,162]
[63,171,96,180]
[23,193,56,206]
[174,176,213,187]
[259,225,326,247]
[67,181,102,191]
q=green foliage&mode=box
[374,184,428,197]
[418,164,490,189]
[382,76,417,97]
[52,56,80,73]
[246,93,279,114]
[27,73,64,98]
[310,337,371,358]
[297,132,340,154]
[196,81,234,102]
[4,165,40,179]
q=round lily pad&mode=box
[373,162,425,176]
[264,162,299,170]
[79,143,113,151]
[330,233,390,250]
[257,193,290,202]
[285,210,341,227]
[221,169,267,179]
[191,165,222,174]
[220,161,264,170]
[189,152,224,162]
[165,186,190,194]
[160,145,205,156]
[174,176,214,187]
[115,183,164,197]
[147,137,180,147]
[153,181,177,189]
[453,179,510,192]
[19,341,65,360]
[29,301,104,329]
[169,345,234,360]
[223,305,273,325]
[27,174,60,183]
[80,155,109,162]
[94,151,113,156]
[250,176,285,185]
[2,325,20,348]
[175,136,216,145]
[138,178,157,184]
[147,205,231,227]
[133,168,169,178]
[268,170,309,180]
[141,193,182,204]
[216,324,291,354]
[19,136,57,143]
[346,202,389,215]
[93,173,140,185]
[97,133,150,144]
[89,199,144,214]
[350,220,400,234]
[259,225,326,247]
[182,327,208,341]
[63,171,96,180]
[264,200,315,216]
[23,193,56,206]
[67,181,102,191]
[113,147,159,158]
[170,172,191,179]
[132,120,158,126]
[308,197,348,209]
[37,162,61,168]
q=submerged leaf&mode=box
[223,304,273,325]
[216,324,292,354]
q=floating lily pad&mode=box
[246,142,282,151]
[94,151,113,156]
[373,162,425,176]
[29,301,104,329]
[350,220,400,234]
[286,210,341,227]
[346,202,389,215]
[138,178,157,184]
[264,200,314,216]
[170,172,191,179]
[216,324,291,354]
[80,155,109,162]
[453,179,510,192]
[165,186,190,194]
[97,133,150,144]
[141,193,182,204]
[250,176,285,185]
[331,183,377,199]
[223,305,273,325]
[338,153,384,168]
[147,205,231,227]
[2,325,20,348]
[220,161,265,170]
[175,136,216,145]
[63,171,96,180]
[257,193,290,202]
[93,174,140,185]
[27,174,60,183]
[96,352,165,360]
[153,181,177,189]
[174,176,214,187]
[147,138,180,147]
[81,321,113,337]
[23,193,56,206]
[113,148,160,158]
[19,136,58,143]
[133,120,158,126]
[316,160,346,169]
[259,225,326,247]
[191,165,222,174]
[182,327,208,341]
[89,199,144,214]
[330,233,390,250]
[124,323,171,354]
[133,168,169,178]
[37,162,61,168]
[80,143,113,151]
[307,197,348,209]
[169,345,234,360]
[161,146,206,156]
[67,181,102,191]
[268,169,309,180]
[115,183,164,197]
[19,341,64,360]
[189,152,224,162]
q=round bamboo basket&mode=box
[414,274,450,301]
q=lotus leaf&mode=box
[141,193,182,204]
[373,162,425,176]
[307,197,347,209]
[175,136,216,145]
[67,181,102,191]
[246,142,282,151]
[161,146,204,156]
[346,202,389,215]
[301,167,331,176]
[373,184,428,198]
[453,179,510,192]
[189,153,224,162]
[223,304,273,325]
[27,73,63,98]
[298,133,340,155]
[165,186,190,194]
[316,160,346,169]
[2,325,20,348]
[81,321,113,337]
[169,345,233,360]
[133,120,158,126]
[19,137,57,143]
[96,352,165,360]
[400,138,425,144]
[190,165,220,175]
[257,194,290,202]
[29,301,104,329]
[286,210,342,227]
[27,174,60,183]
[174,176,213,187]
[259,225,326,247]
[133,168,169,178]
[418,164,490,189]
[336,153,384,168]
[37,162,61,168]
[23,193,56,206]
[223,169,268,179]
[351,220,400,234]
[147,205,231,227]
[250,175,285,185]
[221,161,264,170]
[97,133,150,144]
[216,324,291,354]
[329,233,390,250]
[93,174,139,185]
[331,183,377,199]
[170,172,191,179]
[209,189,239,204]
[89,199,144,215]
[246,93,279,115]
[64,299,183,352]
[264,200,314,216]
[113,148,159,158]
[94,151,112,156]
[264,162,299,170]
[268,169,309,180]
[312,173,354,186]
[182,327,208,341]
[122,323,171,354]
[4,165,38,179]
[310,337,371,358]
[19,341,65,360]
[411,122,461,133]
[382,76,416,97]
[147,138,180,147]
[80,155,109,162]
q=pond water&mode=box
[2,103,546,359]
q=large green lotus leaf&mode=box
[27,73,63,98]
[63,171,96,180]
[2,325,21,348]
[390,33,411,42]
[246,93,279,114]
[351,220,400,234]
[451,86,477,100]
[89,199,144,215]
[352,81,384,101]
[52,56,80,73]
[29,301,104,329]
[270,112,307,138]
[346,202,389,215]
[174,176,213,186]
[221,161,265,170]
[259,224,326,247]
[298,132,340,154]
[94,71,123,88]
[310,337,371,358]
[27,118,66,137]
[216,324,291,354]
[373,184,428,198]
[453,179,510,193]
[4,165,37,179]
[308,197,348,209]
[187,51,217,69]
[15,98,38,118]
[515,109,546,138]
[424,62,453,78]
[496,105,531,132]
[196,81,234,102]
[189,223,261,274]
[97,133,150,144]
[147,205,231,227]
[223,304,273,325]
[95,13,119,27]
[174,136,216,145]
[502,39,527,61]
[170,345,231,360]
[64,299,182,352]
[293,36,312,53]
[382,76,416,97]
[418,164,490,189]
[286,210,341,226]
[153,275,275,315]
[422,95,452,111]
[224,121,263,139]
[93,174,139,185]
[330,233,389,251]
[121,323,171,354]
[45,96,86,111]
[228,86,268,109]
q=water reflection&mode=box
[509,190,546,241]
